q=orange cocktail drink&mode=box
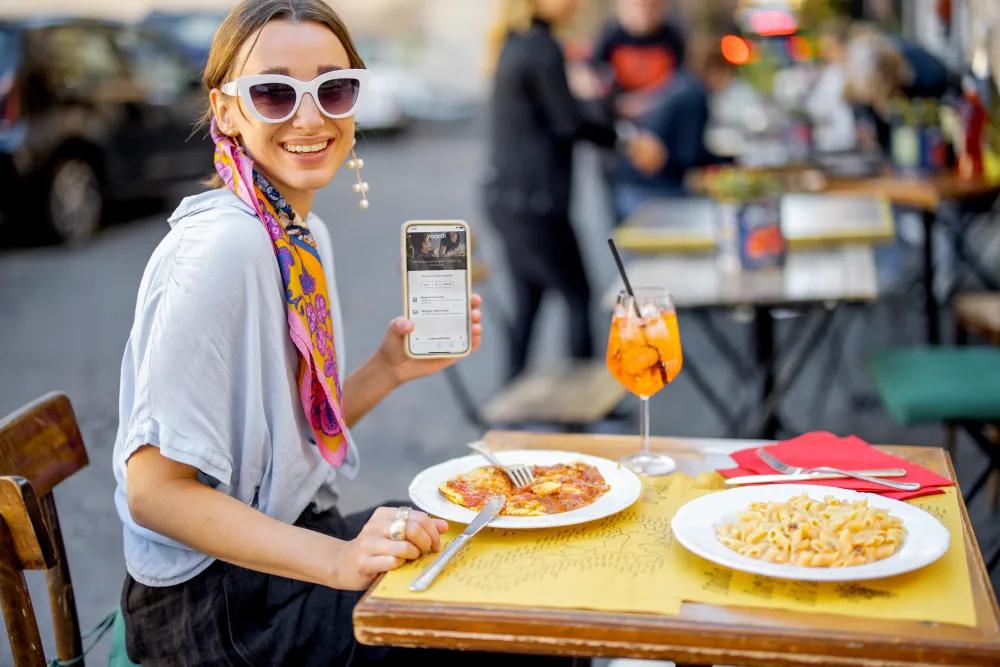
[607,309,683,398]
[606,288,683,476]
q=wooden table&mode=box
[353,431,1000,666]
[824,172,1000,343]
[600,247,878,438]
[824,173,1000,212]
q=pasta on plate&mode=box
[715,494,906,567]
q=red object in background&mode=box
[786,35,813,62]
[610,45,676,92]
[936,0,952,24]
[959,88,987,179]
[748,9,798,37]
[0,72,19,128]
[720,35,752,65]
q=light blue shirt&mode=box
[112,189,359,587]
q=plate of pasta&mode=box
[671,484,949,581]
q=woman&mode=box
[484,0,664,380]
[843,26,951,152]
[437,230,463,257]
[108,3,533,665]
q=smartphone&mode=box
[401,220,472,358]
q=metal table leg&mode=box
[944,209,1000,294]
[922,209,941,344]
[749,306,839,438]
[754,306,780,439]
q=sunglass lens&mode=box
[317,78,360,116]
[248,82,297,120]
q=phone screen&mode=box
[405,223,470,355]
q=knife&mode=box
[409,494,506,592]
[725,468,907,486]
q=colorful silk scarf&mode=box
[211,119,351,466]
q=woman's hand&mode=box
[375,294,483,385]
[329,507,448,590]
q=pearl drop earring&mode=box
[347,139,369,210]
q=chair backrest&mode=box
[0,392,89,667]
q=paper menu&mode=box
[371,474,976,627]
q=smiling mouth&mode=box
[283,140,330,154]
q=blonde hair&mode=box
[485,0,537,74]
[200,0,366,187]
[843,28,912,109]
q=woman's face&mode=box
[421,236,433,254]
[448,232,458,242]
[212,20,355,198]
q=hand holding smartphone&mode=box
[401,220,472,358]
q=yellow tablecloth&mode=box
[371,474,976,627]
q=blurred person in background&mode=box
[438,230,464,256]
[587,0,686,121]
[843,25,951,152]
[612,46,734,219]
[805,17,857,153]
[104,3,577,666]
[484,0,665,380]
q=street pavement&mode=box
[1,118,997,665]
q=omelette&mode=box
[439,462,610,516]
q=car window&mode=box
[32,26,126,91]
[113,29,193,103]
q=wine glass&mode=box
[606,287,684,476]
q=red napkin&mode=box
[717,431,954,500]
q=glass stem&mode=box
[640,396,651,458]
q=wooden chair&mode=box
[0,392,89,666]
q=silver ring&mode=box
[389,506,411,541]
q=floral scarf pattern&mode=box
[211,119,351,466]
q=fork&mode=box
[468,440,535,489]
[756,449,921,492]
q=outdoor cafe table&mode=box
[823,172,1000,344]
[613,193,894,254]
[353,431,1000,666]
[600,246,879,438]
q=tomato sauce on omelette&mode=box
[439,462,610,516]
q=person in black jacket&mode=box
[484,0,664,380]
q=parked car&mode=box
[352,37,409,133]
[0,16,211,244]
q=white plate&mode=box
[671,484,950,582]
[408,449,642,529]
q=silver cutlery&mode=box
[468,440,535,489]
[756,448,921,492]
[409,494,506,592]
[725,468,908,486]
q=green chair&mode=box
[870,347,1000,425]
[108,606,140,666]
[870,346,1000,572]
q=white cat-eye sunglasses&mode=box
[220,69,369,124]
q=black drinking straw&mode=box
[608,238,669,384]
[608,238,643,318]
